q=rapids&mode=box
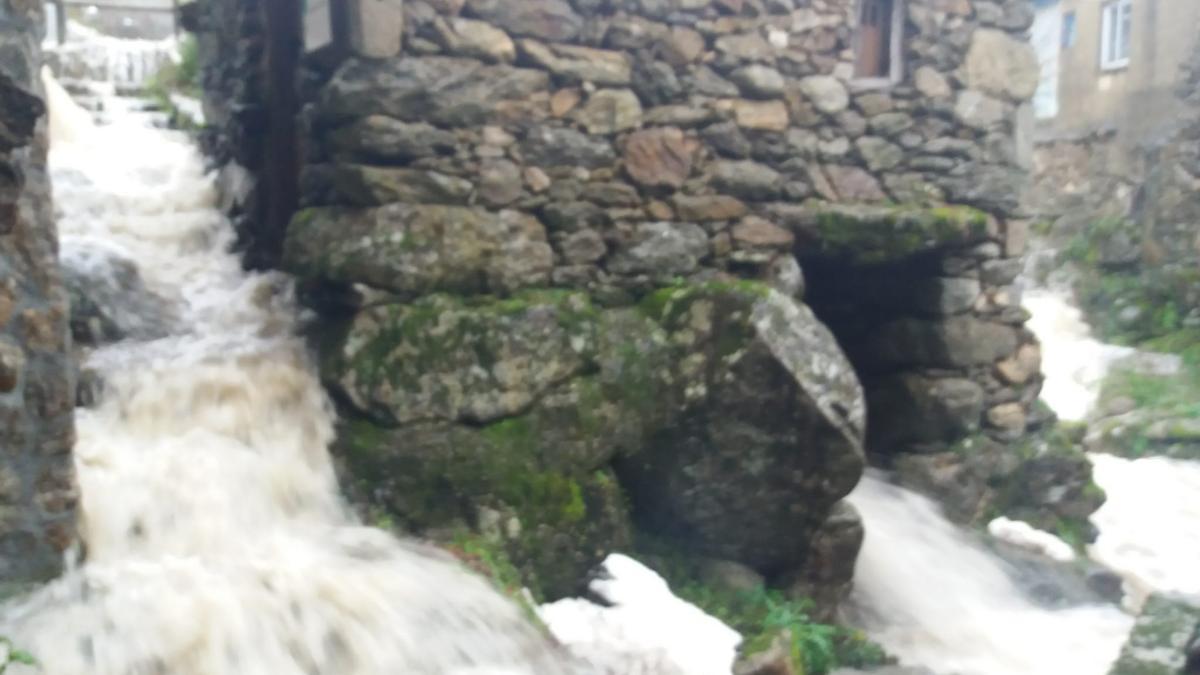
[11,32,1197,675]
[847,261,1200,674]
[847,475,1134,675]
[0,70,580,675]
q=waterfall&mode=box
[846,257,1200,674]
[1019,273,1197,612]
[47,22,178,91]
[0,70,582,675]
[846,475,1133,675]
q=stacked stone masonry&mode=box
[0,0,77,594]
[277,0,1043,603]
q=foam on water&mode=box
[848,475,1134,675]
[1,70,582,675]
[48,22,178,91]
[1021,281,1200,611]
[850,261,1200,674]
[539,554,741,675]
[1022,290,1136,422]
[1088,453,1200,611]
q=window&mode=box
[42,1,63,45]
[1061,11,1077,49]
[856,0,901,82]
[1100,0,1132,71]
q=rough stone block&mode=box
[346,0,405,59]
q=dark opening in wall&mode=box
[800,241,1037,464]
[802,251,947,458]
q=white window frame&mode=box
[1099,0,1132,71]
[853,0,906,89]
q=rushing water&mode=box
[16,34,1200,675]
[1089,453,1200,610]
[49,22,177,91]
[0,71,588,675]
[849,264,1200,674]
[848,476,1134,675]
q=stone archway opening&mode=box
[789,205,1041,464]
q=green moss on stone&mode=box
[638,279,771,325]
[809,203,991,265]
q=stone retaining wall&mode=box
[297,0,1043,457]
[210,0,1048,606]
[0,0,77,594]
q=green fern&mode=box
[0,636,35,673]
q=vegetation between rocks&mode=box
[147,35,202,130]
[0,637,35,673]
[1095,329,1200,460]
[672,584,888,675]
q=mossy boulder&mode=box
[766,201,992,265]
[618,282,866,572]
[1109,593,1200,675]
[323,291,600,426]
[1091,337,1200,460]
[282,204,553,299]
[329,282,866,594]
[894,427,1104,544]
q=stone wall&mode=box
[0,1,77,594]
[273,0,1047,603]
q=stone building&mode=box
[0,0,77,595]
[186,0,1082,611]
[1028,5,1199,350]
[1031,0,1200,145]
[1029,0,1200,222]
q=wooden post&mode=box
[260,0,301,267]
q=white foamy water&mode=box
[1022,283,1200,612]
[850,267,1200,674]
[1023,290,1135,422]
[1088,454,1200,610]
[0,71,585,675]
[48,22,178,91]
[848,475,1134,675]
[539,554,741,675]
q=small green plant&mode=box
[147,35,203,129]
[671,584,887,675]
[1095,329,1200,459]
[445,533,528,600]
[0,636,35,673]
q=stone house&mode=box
[1028,0,1199,297]
[1028,0,1200,224]
[187,0,1085,611]
[1031,0,1200,145]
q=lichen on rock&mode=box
[327,282,866,595]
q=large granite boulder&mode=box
[318,57,550,126]
[60,244,173,345]
[618,283,866,572]
[326,282,866,594]
[770,202,992,266]
[0,72,43,151]
[282,204,554,298]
